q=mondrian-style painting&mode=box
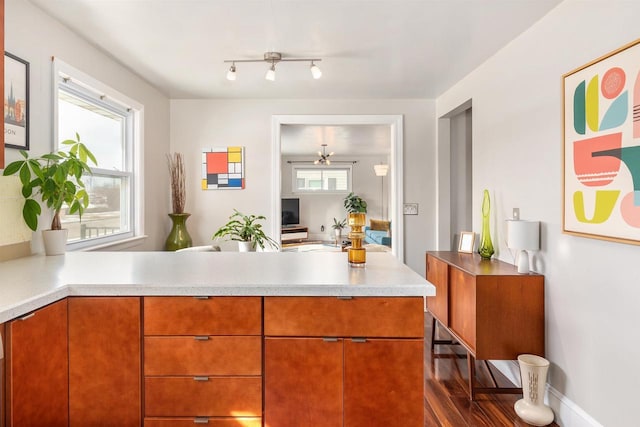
[563,38,640,244]
[202,146,245,190]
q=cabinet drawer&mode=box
[145,336,261,376]
[145,377,262,417]
[144,417,262,427]
[144,297,261,336]
[264,297,424,337]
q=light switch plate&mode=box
[403,203,419,215]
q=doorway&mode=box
[271,115,404,261]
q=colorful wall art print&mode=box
[563,38,640,244]
[202,146,245,190]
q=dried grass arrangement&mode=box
[167,152,186,214]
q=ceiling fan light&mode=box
[265,64,276,81]
[326,159,331,165]
[310,62,322,79]
[226,64,237,81]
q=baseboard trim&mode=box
[490,360,603,427]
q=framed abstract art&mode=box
[202,146,245,190]
[4,52,29,150]
[563,38,640,245]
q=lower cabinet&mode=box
[5,299,68,427]
[143,297,262,426]
[264,297,424,427]
[68,297,141,427]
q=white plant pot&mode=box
[238,241,256,252]
[514,354,555,426]
[42,229,69,256]
[334,229,342,243]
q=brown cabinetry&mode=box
[143,297,262,426]
[264,297,424,427]
[68,297,141,426]
[5,299,68,427]
[426,251,545,399]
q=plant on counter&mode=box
[2,132,97,231]
[343,192,367,213]
[212,209,279,251]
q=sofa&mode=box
[364,219,391,246]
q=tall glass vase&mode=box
[478,190,495,259]
[165,213,193,251]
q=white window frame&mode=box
[291,165,352,194]
[52,58,145,250]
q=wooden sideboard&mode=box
[425,251,545,400]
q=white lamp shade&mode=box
[507,220,540,251]
[374,164,389,176]
[265,66,276,81]
[226,66,237,81]
[310,63,322,79]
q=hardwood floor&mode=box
[424,312,559,427]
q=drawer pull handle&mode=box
[194,417,209,424]
[337,296,353,300]
[351,338,367,343]
[193,296,210,300]
[323,337,339,342]
[19,313,35,321]
[194,376,209,381]
[194,336,210,341]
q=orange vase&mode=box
[347,212,366,267]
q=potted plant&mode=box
[213,209,279,252]
[165,152,193,251]
[332,217,346,243]
[343,192,367,266]
[2,133,97,255]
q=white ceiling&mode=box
[28,0,562,100]
[281,124,391,156]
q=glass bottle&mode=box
[478,190,495,259]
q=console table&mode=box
[281,226,308,242]
[425,251,545,400]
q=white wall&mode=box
[281,154,390,241]
[4,0,170,251]
[170,99,434,272]
[437,0,640,425]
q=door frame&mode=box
[271,114,404,261]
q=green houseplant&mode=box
[213,209,279,252]
[343,192,367,213]
[2,133,97,255]
[332,217,346,243]
[343,192,367,266]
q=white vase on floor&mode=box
[42,229,69,256]
[514,354,554,426]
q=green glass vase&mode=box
[165,213,193,251]
[478,190,495,259]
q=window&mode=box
[293,166,351,193]
[53,59,143,249]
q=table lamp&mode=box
[507,220,540,273]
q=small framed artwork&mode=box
[4,52,30,150]
[458,231,475,253]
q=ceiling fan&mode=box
[314,144,334,165]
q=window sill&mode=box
[79,235,148,251]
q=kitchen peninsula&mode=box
[1,251,432,427]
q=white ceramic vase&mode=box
[514,354,554,426]
[238,241,255,252]
[42,229,69,256]
[334,229,342,244]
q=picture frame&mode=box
[563,38,640,245]
[4,52,30,150]
[458,231,475,253]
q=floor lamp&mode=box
[374,164,389,219]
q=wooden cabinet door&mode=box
[449,267,476,352]
[265,337,343,427]
[426,254,449,326]
[68,297,141,427]
[6,299,68,427]
[344,339,424,427]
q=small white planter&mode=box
[515,354,554,426]
[42,229,69,256]
[238,241,256,252]
[334,229,342,243]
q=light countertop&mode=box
[0,251,434,323]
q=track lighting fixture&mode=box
[224,52,322,82]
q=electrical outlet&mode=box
[403,203,419,215]
[513,208,520,220]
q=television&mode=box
[282,198,300,227]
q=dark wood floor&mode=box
[424,312,558,426]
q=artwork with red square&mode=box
[207,152,228,173]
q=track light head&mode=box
[310,61,322,79]
[265,63,276,81]
[226,63,237,81]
